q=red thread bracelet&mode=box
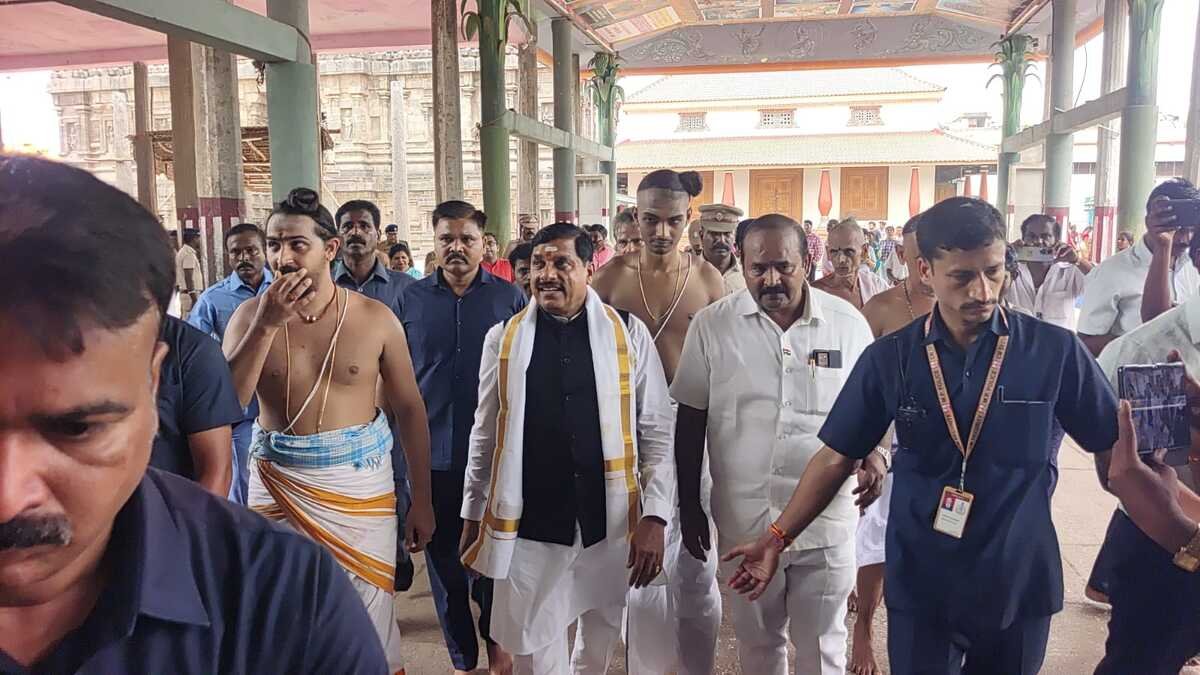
[768,522,792,552]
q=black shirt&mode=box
[151,317,244,479]
[519,309,607,547]
[819,308,1119,630]
[0,469,388,674]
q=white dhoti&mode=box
[855,439,896,568]
[248,410,404,673]
[855,473,892,567]
[497,530,629,673]
[619,458,721,675]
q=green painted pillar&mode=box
[1117,0,1165,236]
[601,104,617,226]
[265,0,320,200]
[993,34,1036,233]
[552,18,576,223]
[1094,0,1127,261]
[478,0,512,243]
[587,52,621,227]
[1044,0,1076,225]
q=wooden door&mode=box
[695,170,714,207]
[840,166,889,220]
[934,182,957,205]
[750,169,803,219]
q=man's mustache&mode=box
[345,236,367,247]
[760,286,788,297]
[445,252,468,264]
[279,265,302,275]
[962,301,995,313]
[0,514,72,551]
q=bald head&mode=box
[826,219,866,279]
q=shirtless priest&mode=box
[223,188,435,674]
[593,170,726,381]
[813,218,890,310]
[591,169,726,674]
[460,223,676,674]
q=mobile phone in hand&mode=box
[1117,363,1191,466]
[1167,199,1200,228]
[1016,245,1056,263]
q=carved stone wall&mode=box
[48,48,576,258]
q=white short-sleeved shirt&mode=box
[670,287,875,554]
[1097,293,1200,394]
[1006,262,1088,330]
[1077,238,1200,338]
[1097,294,1200,495]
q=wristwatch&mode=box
[871,446,892,472]
[1173,524,1200,573]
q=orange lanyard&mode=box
[924,306,1009,491]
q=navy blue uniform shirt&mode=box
[333,258,414,319]
[402,268,526,471]
[0,469,388,674]
[151,317,244,480]
[819,308,1118,630]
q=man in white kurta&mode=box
[1004,213,1092,330]
[673,215,876,674]
[461,224,676,674]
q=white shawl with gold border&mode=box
[461,287,676,580]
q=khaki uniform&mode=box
[175,245,204,317]
[697,203,745,298]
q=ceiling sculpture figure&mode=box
[553,0,1099,72]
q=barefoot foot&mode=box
[488,643,514,675]
[849,618,878,675]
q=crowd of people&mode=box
[1,151,1200,675]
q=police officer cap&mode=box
[697,204,744,233]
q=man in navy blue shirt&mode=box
[403,200,526,675]
[152,315,243,497]
[333,198,415,319]
[187,222,273,504]
[0,154,387,673]
[723,197,1120,675]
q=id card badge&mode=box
[932,486,974,539]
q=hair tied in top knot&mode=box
[637,168,704,198]
[285,187,321,214]
[679,171,703,198]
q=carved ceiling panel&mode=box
[555,0,1065,64]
